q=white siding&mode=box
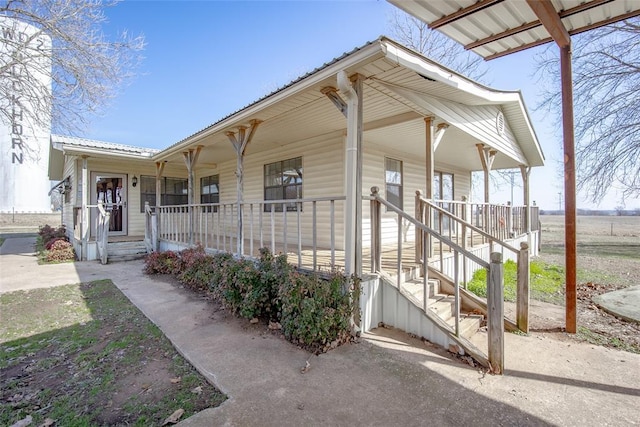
[195,135,346,250]
[361,143,471,247]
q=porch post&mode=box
[155,161,165,210]
[337,71,363,277]
[227,119,262,256]
[424,116,435,261]
[519,165,531,233]
[182,146,202,246]
[424,117,435,200]
[476,144,496,232]
[81,156,89,261]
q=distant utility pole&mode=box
[558,192,562,211]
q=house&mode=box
[49,37,544,370]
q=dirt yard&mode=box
[536,215,640,352]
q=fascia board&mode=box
[381,39,520,104]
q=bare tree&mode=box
[535,18,640,203]
[0,0,144,146]
[388,10,489,82]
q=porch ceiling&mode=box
[157,38,541,174]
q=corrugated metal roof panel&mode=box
[51,134,159,157]
[388,0,640,59]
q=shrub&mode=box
[38,224,67,246]
[45,239,76,262]
[45,237,67,250]
[176,245,216,292]
[142,246,361,352]
[144,250,179,275]
[279,271,360,351]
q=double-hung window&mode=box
[264,157,302,212]
[139,176,188,212]
[385,157,403,210]
[200,174,219,212]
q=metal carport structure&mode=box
[387,0,640,333]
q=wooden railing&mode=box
[156,196,346,271]
[370,187,506,373]
[416,194,531,333]
[95,201,110,265]
[144,202,157,253]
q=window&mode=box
[433,171,454,201]
[139,176,188,212]
[264,157,302,212]
[200,175,219,212]
[434,171,454,233]
[385,157,403,210]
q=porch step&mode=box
[401,278,483,341]
[106,241,147,262]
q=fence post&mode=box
[415,190,423,263]
[517,242,530,333]
[488,252,504,375]
[370,187,381,273]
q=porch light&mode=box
[132,176,138,187]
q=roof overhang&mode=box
[154,36,544,171]
[387,0,640,60]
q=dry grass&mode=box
[539,214,640,261]
[0,213,62,234]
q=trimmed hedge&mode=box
[144,246,360,352]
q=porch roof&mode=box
[152,36,544,174]
[48,134,160,181]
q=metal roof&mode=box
[387,0,640,59]
[50,134,159,157]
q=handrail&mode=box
[417,194,530,334]
[369,186,504,372]
[372,194,488,268]
[95,201,110,265]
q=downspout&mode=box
[81,156,88,261]
[338,70,361,277]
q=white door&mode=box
[91,173,128,237]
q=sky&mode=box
[83,0,638,211]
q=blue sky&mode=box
[85,0,634,210]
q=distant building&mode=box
[0,16,53,213]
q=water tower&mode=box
[0,16,52,213]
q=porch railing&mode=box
[370,187,505,373]
[427,197,539,242]
[156,196,346,272]
[416,194,530,333]
[95,201,110,265]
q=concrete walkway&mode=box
[1,236,639,426]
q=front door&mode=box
[91,173,127,237]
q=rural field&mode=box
[536,214,640,351]
[0,213,62,234]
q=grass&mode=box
[0,280,226,426]
[466,259,566,305]
[576,326,639,354]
